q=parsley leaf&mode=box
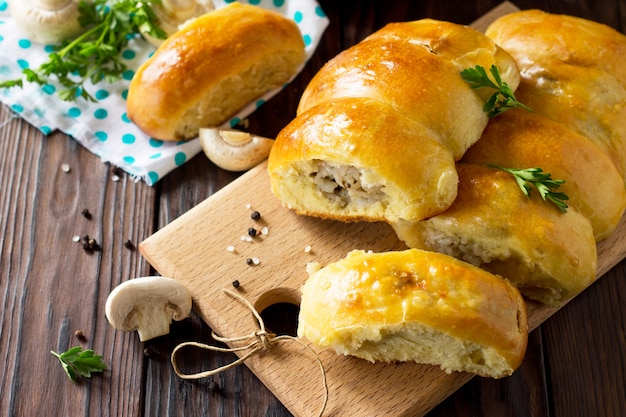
[460,64,532,117]
[489,164,569,213]
[0,0,166,102]
[51,346,108,383]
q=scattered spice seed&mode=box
[81,235,101,252]
[81,208,92,219]
[226,245,236,253]
[261,226,269,235]
[247,227,258,237]
[74,330,86,341]
[245,257,260,266]
[72,235,81,243]
[232,280,240,289]
[124,239,135,250]
[304,245,312,253]
[61,163,71,173]
[250,210,261,221]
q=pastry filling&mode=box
[310,160,387,207]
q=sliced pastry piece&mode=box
[298,248,528,379]
[267,98,458,223]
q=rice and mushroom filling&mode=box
[309,160,387,207]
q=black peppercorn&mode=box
[247,227,257,237]
[124,239,135,250]
[81,209,92,219]
[246,258,254,266]
[250,210,261,221]
[232,280,240,289]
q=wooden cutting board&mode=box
[139,3,626,416]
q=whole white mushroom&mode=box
[105,276,192,342]
[10,0,86,44]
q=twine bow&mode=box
[170,289,328,417]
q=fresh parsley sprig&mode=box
[0,0,166,102]
[51,346,108,383]
[489,164,569,212]
[460,64,532,118]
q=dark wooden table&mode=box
[1,1,625,416]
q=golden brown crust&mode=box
[486,10,626,179]
[298,248,528,378]
[392,163,597,307]
[127,3,305,141]
[267,98,459,223]
[485,9,626,87]
[462,110,626,241]
[297,19,519,160]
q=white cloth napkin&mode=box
[0,0,328,185]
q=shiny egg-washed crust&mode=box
[127,3,305,141]
[462,110,626,242]
[298,248,528,379]
[392,164,597,307]
[267,98,459,223]
[297,19,520,160]
[269,19,520,224]
[486,10,626,180]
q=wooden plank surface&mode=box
[139,3,626,416]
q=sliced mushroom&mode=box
[141,0,215,46]
[10,0,85,44]
[105,276,192,342]
[199,129,274,172]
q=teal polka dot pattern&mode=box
[94,108,108,119]
[122,133,136,144]
[95,89,109,100]
[174,152,187,166]
[0,0,328,185]
[42,84,55,95]
[67,107,81,118]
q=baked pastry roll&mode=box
[269,18,520,223]
[486,10,626,180]
[392,163,597,307]
[298,248,528,379]
[267,98,458,223]
[127,3,306,141]
[462,110,626,241]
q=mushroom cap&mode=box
[141,0,216,47]
[199,129,274,172]
[105,276,192,342]
[10,0,84,44]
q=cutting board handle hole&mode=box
[254,287,301,337]
[259,302,300,337]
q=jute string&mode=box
[171,289,328,417]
